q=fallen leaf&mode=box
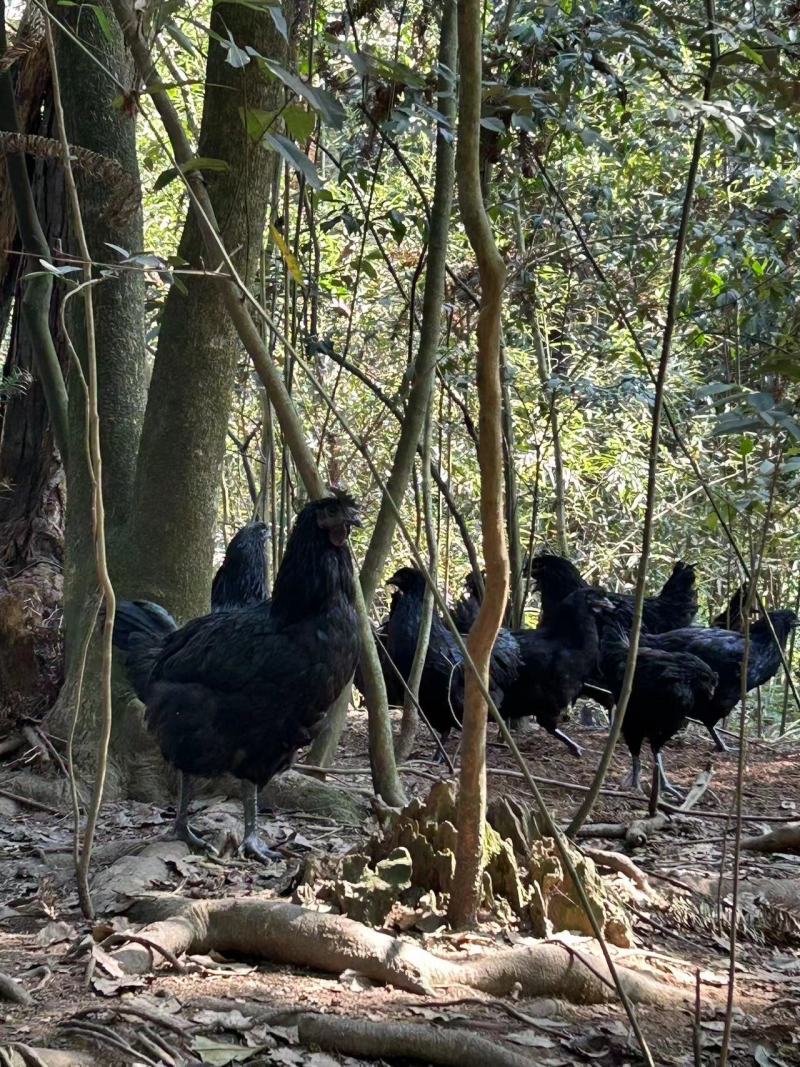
[92,944,125,977]
[192,1036,266,1065]
[269,1049,304,1065]
[90,842,190,914]
[305,1055,341,1066]
[35,920,75,946]
[90,973,145,996]
[192,1009,256,1032]
[755,1046,791,1067]
[507,1030,556,1048]
[338,969,377,991]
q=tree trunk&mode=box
[0,8,65,719]
[448,0,509,929]
[126,0,291,622]
[42,0,148,796]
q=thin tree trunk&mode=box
[531,308,566,553]
[566,14,718,838]
[500,344,523,628]
[448,0,509,929]
[42,0,148,795]
[309,1,456,768]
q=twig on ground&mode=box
[0,787,60,814]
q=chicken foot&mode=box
[172,773,218,855]
[239,781,283,863]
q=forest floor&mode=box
[0,708,797,1066]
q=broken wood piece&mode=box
[626,765,714,847]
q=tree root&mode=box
[0,972,32,1005]
[580,847,651,892]
[581,766,715,848]
[741,823,800,854]
[0,1047,94,1067]
[112,895,686,1005]
[297,1012,535,1067]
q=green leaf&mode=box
[87,4,113,42]
[480,116,506,133]
[37,259,82,276]
[239,106,278,143]
[220,32,251,68]
[267,3,288,41]
[153,157,230,191]
[263,133,323,189]
[164,20,198,55]
[257,57,345,128]
[283,105,316,141]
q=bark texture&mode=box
[127,1,290,621]
[448,0,509,929]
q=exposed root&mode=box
[0,972,32,1005]
[111,895,687,1005]
[0,1047,94,1067]
[297,1012,536,1067]
[579,847,651,892]
[741,823,800,855]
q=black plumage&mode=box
[383,566,520,751]
[639,610,797,751]
[600,622,718,811]
[112,493,361,861]
[498,588,614,757]
[211,521,269,611]
[451,570,512,632]
[529,555,698,633]
[710,583,751,631]
[528,555,699,716]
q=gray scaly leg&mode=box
[240,781,283,863]
[172,772,217,855]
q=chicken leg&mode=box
[552,728,583,758]
[172,772,217,855]
[654,751,683,800]
[240,781,283,863]
[706,724,730,752]
[620,752,643,792]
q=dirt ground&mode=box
[0,707,798,1066]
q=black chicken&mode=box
[529,555,698,632]
[383,566,520,751]
[498,588,614,757]
[165,518,269,855]
[600,622,718,811]
[639,610,797,751]
[529,555,699,721]
[211,520,270,611]
[452,570,512,632]
[710,584,751,631]
[112,493,361,862]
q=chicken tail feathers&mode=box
[113,599,177,702]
